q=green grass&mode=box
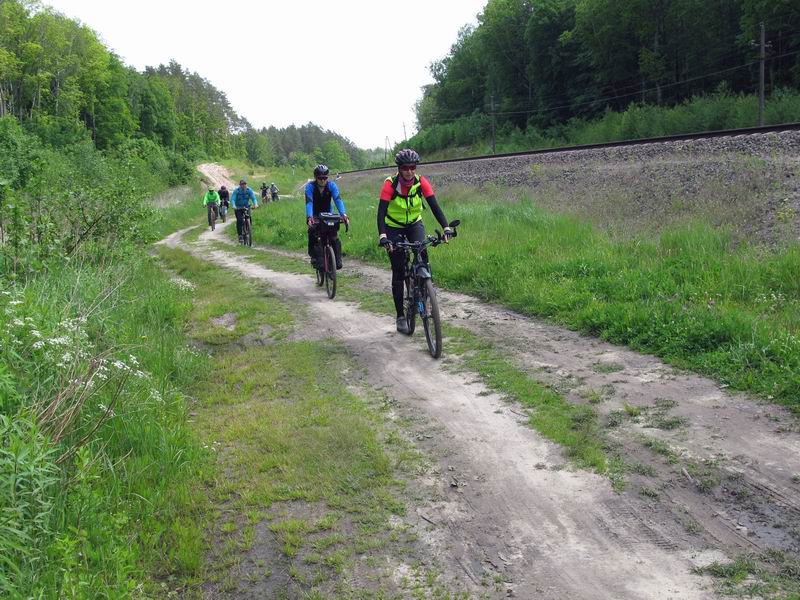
[147,176,207,241]
[0,249,209,597]
[154,246,462,598]
[238,188,800,412]
[696,550,800,598]
[156,245,294,344]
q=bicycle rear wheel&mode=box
[421,279,442,358]
[325,245,337,299]
[402,277,416,336]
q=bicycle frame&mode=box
[312,213,348,299]
[391,220,459,358]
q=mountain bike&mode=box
[393,220,460,359]
[219,203,228,222]
[239,207,253,247]
[313,213,348,299]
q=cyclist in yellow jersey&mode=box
[377,149,452,334]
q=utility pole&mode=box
[759,21,766,127]
[384,136,390,164]
[490,95,497,154]
[402,122,407,141]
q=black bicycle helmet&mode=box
[313,164,330,177]
[395,148,420,166]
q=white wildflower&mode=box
[98,403,116,417]
[8,300,22,306]
[170,277,195,291]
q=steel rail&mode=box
[340,122,800,175]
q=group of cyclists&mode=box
[201,148,453,334]
[261,182,279,203]
[202,179,271,240]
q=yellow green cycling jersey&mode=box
[383,175,424,228]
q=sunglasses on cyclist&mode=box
[316,176,329,180]
[399,165,417,171]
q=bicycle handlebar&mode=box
[391,219,459,251]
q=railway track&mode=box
[341,122,800,174]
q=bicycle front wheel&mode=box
[245,218,252,247]
[402,277,416,336]
[421,279,442,358]
[325,244,337,299]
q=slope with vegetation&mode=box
[0,0,363,596]
[407,0,800,157]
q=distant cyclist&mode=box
[218,185,230,222]
[270,182,279,202]
[231,179,258,243]
[203,185,220,230]
[378,149,452,334]
[261,182,269,203]
[305,164,349,269]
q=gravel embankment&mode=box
[343,132,800,243]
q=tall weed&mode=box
[0,250,207,597]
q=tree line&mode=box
[0,0,373,185]
[409,0,800,153]
[242,122,384,172]
[0,0,384,275]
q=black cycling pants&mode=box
[308,225,342,268]
[234,208,249,237]
[386,221,426,317]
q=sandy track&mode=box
[179,170,720,599]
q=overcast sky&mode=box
[43,0,487,149]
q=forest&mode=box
[408,0,800,155]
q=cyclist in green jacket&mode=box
[377,149,452,334]
[203,186,221,230]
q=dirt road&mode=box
[190,163,800,598]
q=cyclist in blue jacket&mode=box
[231,179,258,242]
[305,165,349,269]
